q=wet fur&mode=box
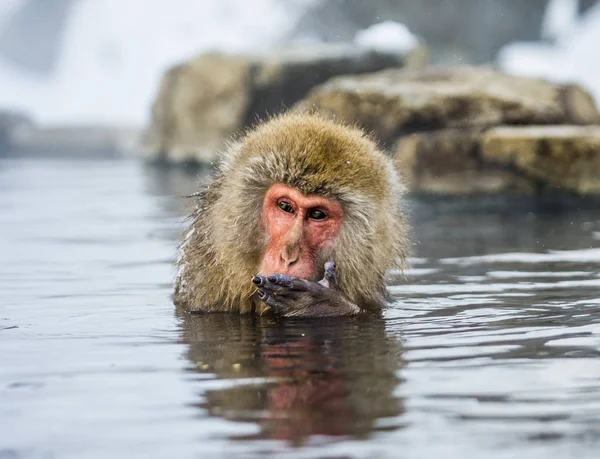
[174,113,410,314]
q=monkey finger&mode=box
[266,273,310,291]
[317,261,338,289]
[252,275,268,287]
[259,281,293,296]
[258,289,290,315]
[323,261,338,285]
[253,274,296,294]
[258,289,280,306]
[266,273,294,287]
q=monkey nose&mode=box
[280,254,299,267]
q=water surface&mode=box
[1,157,599,459]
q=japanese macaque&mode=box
[174,113,409,317]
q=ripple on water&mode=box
[1,159,600,459]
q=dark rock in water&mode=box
[8,125,141,158]
[481,125,600,195]
[144,44,425,164]
[296,66,600,147]
[395,128,535,195]
[396,125,600,196]
[0,110,140,158]
[0,111,34,153]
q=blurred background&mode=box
[3,2,600,458]
[0,0,599,158]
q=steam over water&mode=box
[1,156,600,458]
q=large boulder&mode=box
[296,66,600,146]
[394,128,534,194]
[482,125,600,195]
[395,125,600,195]
[144,45,425,164]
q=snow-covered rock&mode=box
[354,21,419,54]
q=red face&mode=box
[260,184,343,280]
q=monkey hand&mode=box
[251,262,361,317]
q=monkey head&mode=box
[175,113,409,315]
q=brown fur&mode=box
[174,113,410,314]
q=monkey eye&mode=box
[308,209,327,220]
[278,201,294,214]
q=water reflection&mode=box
[2,158,600,458]
[178,313,405,444]
[410,195,600,259]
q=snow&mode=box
[498,0,600,106]
[0,0,24,30]
[353,21,419,55]
[0,0,319,127]
[541,0,578,40]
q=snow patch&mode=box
[498,0,600,106]
[541,0,578,40]
[354,21,418,54]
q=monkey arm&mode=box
[252,262,362,317]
